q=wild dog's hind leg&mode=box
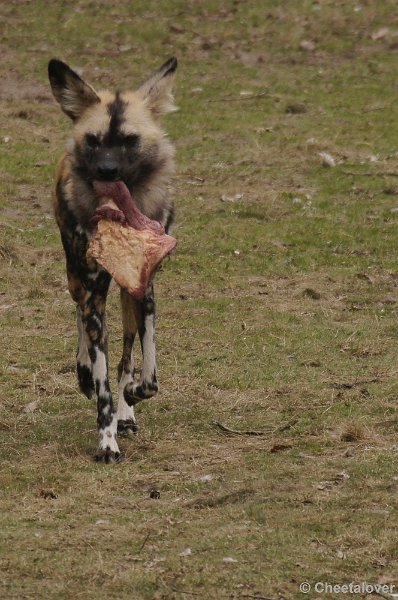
[124,281,159,405]
[117,289,138,436]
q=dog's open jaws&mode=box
[87,181,177,301]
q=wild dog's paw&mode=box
[124,380,159,405]
[96,423,121,463]
[117,419,138,437]
[77,363,95,399]
[95,447,122,464]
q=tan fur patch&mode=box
[72,90,163,147]
[73,92,114,142]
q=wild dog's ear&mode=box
[48,59,100,121]
[138,57,178,117]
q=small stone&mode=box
[39,489,57,500]
[300,40,316,51]
[384,187,398,195]
[197,474,214,482]
[223,557,238,563]
[335,471,350,482]
[319,152,336,167]
[95,519,110,525]
[118,44,133,53]
[23,400,39,413]
[303,288,321,300]
[285,103,308,114]
[371,27,389,41]
[221,193,243,202]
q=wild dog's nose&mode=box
[97,160,120,181]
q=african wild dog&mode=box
[48,57,177,462]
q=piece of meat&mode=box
[87,181,177,300]
[91,206,127,225]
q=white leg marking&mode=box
[140,314,156,383]
[92,347,120,456]
[92,348,107,392]
[98,413,119,453]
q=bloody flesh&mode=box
[87,180,177,300]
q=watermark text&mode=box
[299,581,396,595]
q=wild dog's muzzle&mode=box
[96,159,120,181]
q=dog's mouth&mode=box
[94,172,121,183]
[92,180,163,232]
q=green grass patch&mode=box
[2,1,398,598]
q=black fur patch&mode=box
[123,375,158,405]
[95,448,122,463]
[117,419,138,435]
[124,156,164,189]
[105,93,126,146]
[77,363,94,399]
[48,59,70,92]
[164,207,175,233]
[96,399,114,430]
[163,56,178,75]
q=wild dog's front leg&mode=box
[76,306,95,399]
[117,289,138,436]
[124,281,159,406]
[81,288,121,463]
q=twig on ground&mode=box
[362,106,390,113]
[207,91,277,103]
[277,419,298,432]
[213,419,297,436]
[186,488,254,509]
[342,170,398,177]
[371,591,398,600]
[326,377,379,389]
[241,596,276,600]
[214,421,273,435]
[170,586,201,596]
[168,23,208,41]
[138,533,150,553]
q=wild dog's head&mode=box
[48,58,177,189]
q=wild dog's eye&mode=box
[123,134,139,148]
[85,134,100,149]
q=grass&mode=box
[2,0,398,598]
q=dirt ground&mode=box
[1,1,398,599]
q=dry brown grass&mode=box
[2,0,398,598]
